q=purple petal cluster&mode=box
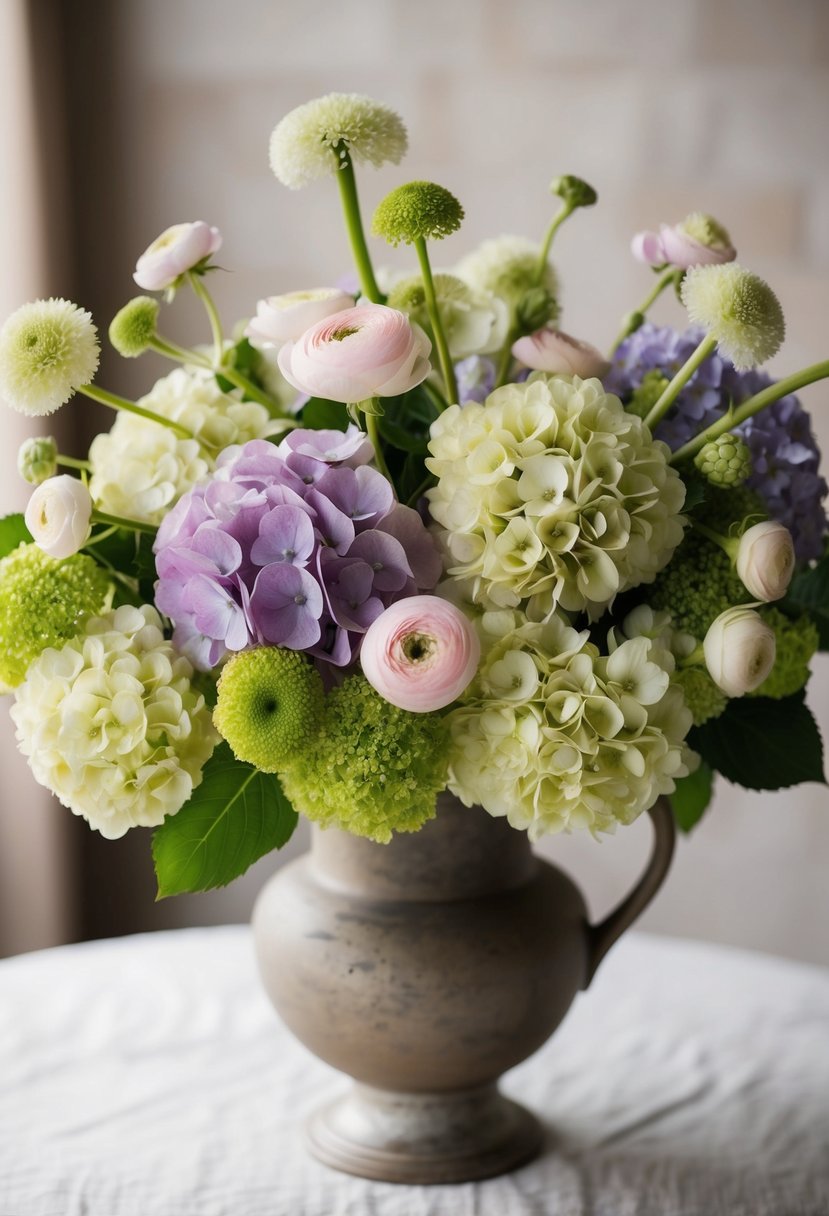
[607,323,828,562]
[153,427,443,671]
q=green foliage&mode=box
[670,761,714,832]
[214,337,260,395]
[301,397,349,431]
[0,513,32,559]
[784,549,829,651]
[690,692,825,791]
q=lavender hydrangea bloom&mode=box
[607,323,828,561]
[455,356,496,403]
[154,427,442,670]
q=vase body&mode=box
[253,792,674,1184]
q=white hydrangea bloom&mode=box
[427,374,686,619]
[11,605,217,839]
[447,613,694,839]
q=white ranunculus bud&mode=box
[703,606,776,697]
[25,474,92,559]
[735,521,795,602]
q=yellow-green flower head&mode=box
[10,604,218,838]
[387,273,508,359]
[455,235,559,324]
[678,212,733,252]
[109,296,160,358]
[269,93,408,189]
[17,435,58,484]
[681,263,785,370]
[0,298,99,416]
[213,647,323,772]
[427,374,686,619]
[0,542,112,689]
[373,181,464,246]
[750,607,818,701]
[279,674,450,843]
[695,432,752,487]
[549,174,598,209]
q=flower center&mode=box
[330,326,359,342]
[401,631,436,664]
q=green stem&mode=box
[494,327,518,389]
[217,364,284,415]
[91,508,157,537]
[670,358,829,466]
[83,525,118,546]
[150,334,211,369]
[610,267,680,354]
[535,202,572,283]
[691,518,739,561]
[56,454,90,471]
[335,148,383,303]
[80,384,196,441]
[421,377,450,415]
[644,333,717,430]
[405,472,435,508]
[188,271,224,364]
[414,237,458,404]
[363,404,391,481]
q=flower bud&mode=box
[133,222,222,292]
[549,174,598,209]
[512,327,611,379]
[694,433,752,486]
[633,213,735,270]
[735,521,795,602]
[703,605,776,697]
[24,474,92,559]
[515,287,556,334]
[17,436,58,485]
[109,296,160,358]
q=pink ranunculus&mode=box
[245,289,355,347]
[133,222,222,291]
[632,221,735,271]
[25,474,92,559]
[360,595,480,713]
[277,303,432,403]
[511,328,611,379]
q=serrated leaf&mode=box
[670,761,714,832]
[689,693,825,791]
[0,513,32,559]
[151,743,298,898]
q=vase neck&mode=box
[310,792,536,902]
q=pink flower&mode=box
[360,595,480,712]
[277,303,431,402]
[25,474,92,559]
[245,288,355,347]
[511,328,610,379]
[134,222,222,291]
[632,216,736,270]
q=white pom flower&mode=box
[269,93,407,189]
[455,235,558,317]
[0,298,99,416]
[681,263,785,370]
[11,605,218,839]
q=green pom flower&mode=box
[695,433,752,487]
[0,543,111,689]
[279,674,450,843]
[681,263,785,370]
[549,174,598,209]
[213,647,323,772]
[269,93,407,189]
[373,181,464,246]
[109,296,161,358]
[17,435,58,484]
[750,608,818,700]
[0,298,99,416]
[674,666,727,725]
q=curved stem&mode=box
[56,454,90,471]
[644,334,717,431]
[362,405,391,482]
[91,508,157,537]
[414,237,458,404]
[80,384,196,441]
[535,202,572,283]
[150,334,211,369]
[335,148,383,303]
[188,271,224,364]
[670,358,829,466]
[216,364,284,415]
[494,327,518,389]
[610,267,680,355]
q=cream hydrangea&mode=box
[387,273,508,359]
[427,374,686,619]
[447,613,694,839]
[89,366,280,524]
[454,236,559,321]
[11,604,217,839]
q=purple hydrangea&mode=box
[153,427,443,671]
[455,356,496,403]
[607,323,828,561]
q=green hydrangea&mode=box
[213,647,324,772]
[750,608,818,700]
[627,369,671,420]
[673,666,728,725]
[0,543,111,689]
[279,674,450,843]
[695,433,752,487]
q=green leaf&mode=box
[151,743,298,898]
[689,692,826,791]
[301,397,349,430]
[670,761,714,832]
[0,513,32,559]
[680,476,707,513]
[215,337,260,393]
[785,550,829,650]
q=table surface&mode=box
[1,926,828,1216]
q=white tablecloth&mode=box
[1,926,827,1216]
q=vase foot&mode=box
[306,1082,544,1185]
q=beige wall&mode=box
[2,0,828,961]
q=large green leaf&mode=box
[0,513,32,559]
[670,761,714,832]
[152,743,299,898]
[784,549,829,650]
[690,693,825,791]
[301,397,349,431]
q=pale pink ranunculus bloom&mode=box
[360,595,480,713]
[735,521,795,602]
[511,328,611,379]
[25,474,92,559]
[631,222,735,270]
[133,222,222,291]
[245,288,355,348]
[703,606,776,697]
[277,303,431,402]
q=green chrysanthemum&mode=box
[109,296,160,358]
[269,93,407,189]
[373,181,464,246]
[0,298,99,416]
[681,263,785,370]
[0,543,112,689]
[279,674,450,843]
[213,647,324,772]
[750,608,818,700]
[674,666,728,726]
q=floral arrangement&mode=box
[0,94,826,896]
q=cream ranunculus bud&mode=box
[25,474,92,559]
[703,606,776,697]
[18,436,58,484]
[735,521,796,602]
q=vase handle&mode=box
[582,797,676,988]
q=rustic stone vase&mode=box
[252,792,675,1185]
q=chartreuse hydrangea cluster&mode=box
[10,605,217,838]
[447,613,693,839]
[0,543,112,689]
[751,608,819,701]
[278,674,450,843]
[427,373,686,618]
[213,647,324,773]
